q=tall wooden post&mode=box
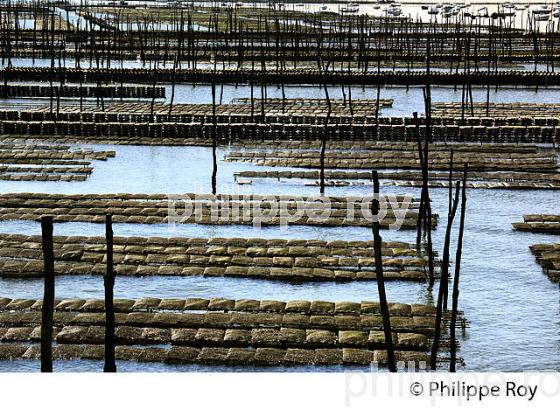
[40,216,55,372]
[372,171,396,372]
[211,78,218,195]
[104,214,116,372]
[444,150,455,309]
[447,150,454,213]
[450,166,468,372]
[318,57,331,196]
[414,111,425,248]
[320,85,331,195]
[430,181,461,370]
[414,111,435,288]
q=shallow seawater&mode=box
[0,84,559,372]
[168,84,560,117]
[0,358,354,373]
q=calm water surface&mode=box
[0,84,558,372]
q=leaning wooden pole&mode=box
[319,86,331,195]
[447,150,454,213]
[415,110,435,289]
[424,200,435,289]
[372,170,396,372]
[414,112,425,249]
[430,181,461,370]
[422,88,435,289]
[211,78,218,195]
[104,214,116,372]
[443,149,455,310]
[319,57,331,195]
[450,165,468,372]
[40,215,55,372]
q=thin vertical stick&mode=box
[40,216,54,373]
[374,82,381,140]
[211,79,218,195]
[414,112,425,248]
[415,109,434,289]
[319,57,331,195]
[425,196,435,290]
[372,170,396,372]
[450,165,468,372]
[430,181,461,370]
[104,214,116,373]
[444,149,455,307]
[448,150,454,212]
[320,85,331,195]
[423,87,435,289]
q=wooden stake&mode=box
[211,78,218,195]
[372,170,396,372]
[450,165,468,372]
[40,216,54,373]
[430,181,461,370]
[104,214,116,372]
